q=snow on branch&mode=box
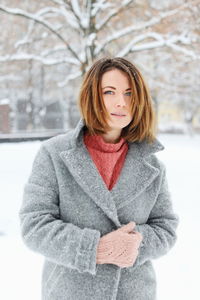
[14,20,35,48]
[117,32,164,56]
[94,1,198,55]
[36,6,66,17]
[0,5,81,62]
[117,32,200,60]
[67,0,89,29]
[37,4,80,30]
[58,70,83,87]
[95,0,134,30]
[71,0,82,20]
[0,53,81,66]
[39,6,79,30]
[167,43,200,60]
[91,1,114,17]
[60,9,80,30]
[40,46,68,57]
[48,0,67,6]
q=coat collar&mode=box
[70,118,164,157]
[60,118,164,228]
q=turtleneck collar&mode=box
[83,131,127,153]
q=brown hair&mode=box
[78,57,157,143]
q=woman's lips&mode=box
[111,113,126,117]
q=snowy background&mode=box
[0,133,200,300]
[0,1,200,299]
[1,0,200,135]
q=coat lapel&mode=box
[59,118,164,227]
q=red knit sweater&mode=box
[83,131,129,190]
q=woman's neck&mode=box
[85,128,122,144]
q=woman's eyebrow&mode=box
[102,86,131,90]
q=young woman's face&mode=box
[101,68,133,134]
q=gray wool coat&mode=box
[19,117,179,300]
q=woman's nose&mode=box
[116,95,126,107]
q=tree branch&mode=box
[116,32,200,60]
[91,0,113,17]
[48,0,68,6]
[167,43,200,60]
[0,53,80,66]
[58,70,83,87]
[96,0,134,30]
[66,0,87,31]
[40,46,68,57]
[116,32,164,56]
[14,19,35,48]
[94,1,199,56]
[0,5,81,63]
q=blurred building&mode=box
[0,99,10,133]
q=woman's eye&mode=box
[104,91,113,95]
[103,91,132,96]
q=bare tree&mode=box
[0,0,199,86]
[0,0,199,132]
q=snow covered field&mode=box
[0,133,200,300]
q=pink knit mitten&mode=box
[96,222,143,268]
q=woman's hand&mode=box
[96,222,143,268]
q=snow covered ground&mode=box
[0,133,200,300]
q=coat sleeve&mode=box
[133,160,179,268]
[19,143,101,276]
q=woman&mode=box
[19,57,179,300]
